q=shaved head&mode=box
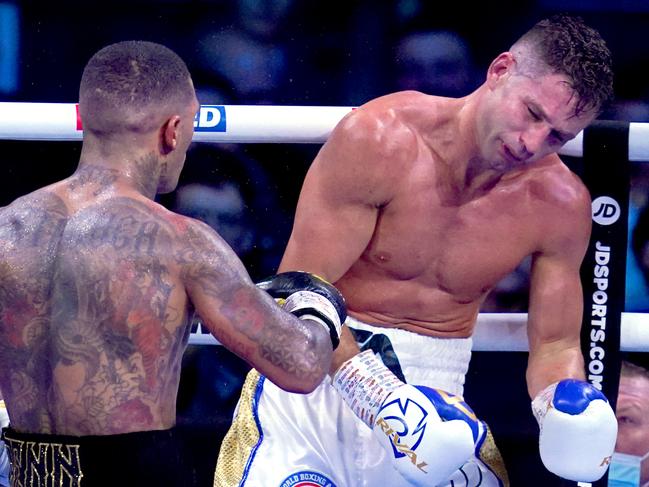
[79,40,195,135]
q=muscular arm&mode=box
[279,103,410,371]
[526,176,592,398]
[179,219,332,393]
[279,107,400,278]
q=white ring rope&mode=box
[471,312,649,352]
[189,312,649,352]
[1,102,649,160]
[1,102,646,353]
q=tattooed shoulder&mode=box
[0,191,68,251]
[175,217,249,287]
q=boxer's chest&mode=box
[364,181,539,298]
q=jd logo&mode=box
[592,196,620,226]
[194,106,226,132]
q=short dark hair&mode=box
[79,40,194,134]
[513,14,613,116]
[621,360,649,381]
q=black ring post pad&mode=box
[571,121,629,487]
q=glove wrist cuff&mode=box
[283,291,342,349]
[531,381,559,425]
[332,350,403,427]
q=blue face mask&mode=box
[609,451,649,487]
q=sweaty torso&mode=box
[0,169,193,435]
[335,92,581,337]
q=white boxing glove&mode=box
[332,350,482,486]
[532,379,617,482]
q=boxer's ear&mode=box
[160,115,181,154]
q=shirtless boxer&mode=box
[0,41,344,487]
[216,15,618,487]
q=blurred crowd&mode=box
[2,0,649,309]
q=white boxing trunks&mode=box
[215,317,509,487]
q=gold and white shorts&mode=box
[215,318,509,487]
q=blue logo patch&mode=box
[194,105,226,132]
[279,470,337,487]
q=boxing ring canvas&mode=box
[1,103,649,487]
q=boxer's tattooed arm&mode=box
[177,223,328,382]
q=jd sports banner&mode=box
[572,121,629,487]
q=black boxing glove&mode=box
[257,271,346,349]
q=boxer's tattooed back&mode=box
[0,173,332,436]
[0,190,194,434]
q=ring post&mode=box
[576,120,630,487]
